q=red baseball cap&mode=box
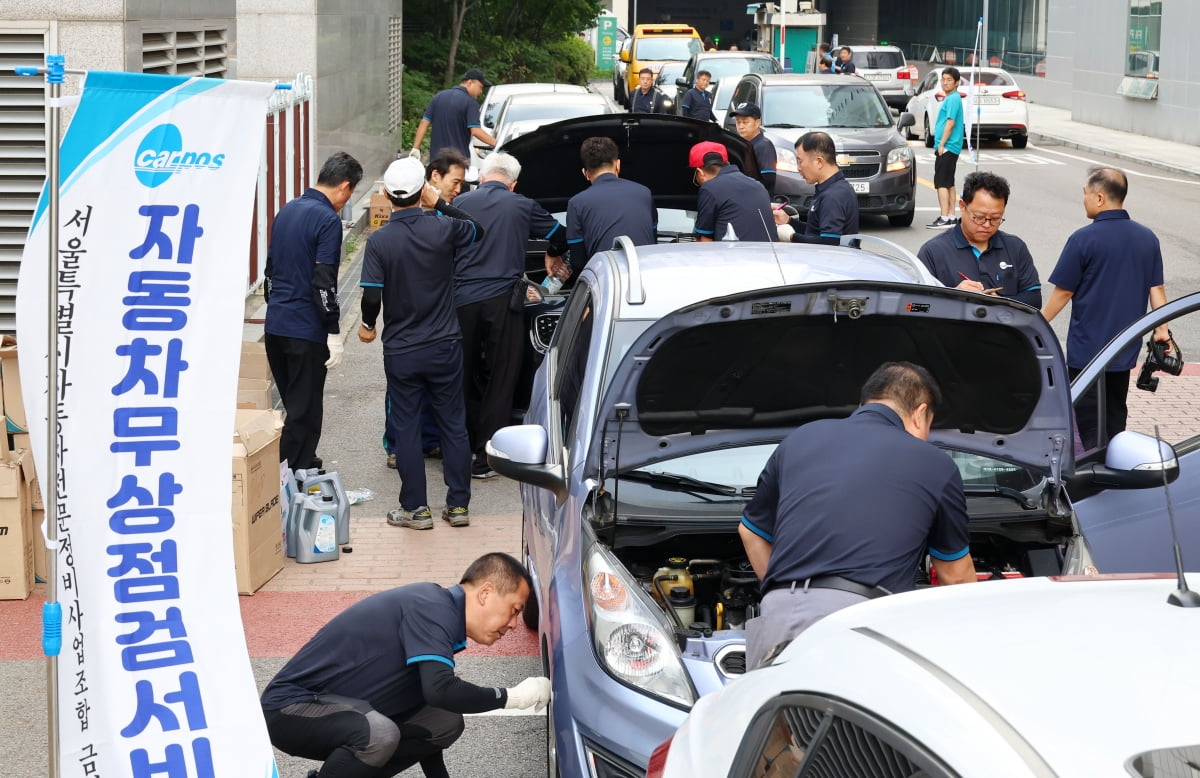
[688,141,728,168]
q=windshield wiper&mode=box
[963,484,1038,510]
[621,470,740,496]
[765,123,809,129]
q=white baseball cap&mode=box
[382,158,425,199]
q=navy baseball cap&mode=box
[462,68,493,87]
[729,102,762,119]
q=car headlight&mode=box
[774,145,798,173]
[886,144,913,172]
[584,543,696,708]
[662,98,673,109]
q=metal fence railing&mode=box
[892,41,1046,77]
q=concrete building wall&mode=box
[237,0,396,183]
[1028,0,1200,146]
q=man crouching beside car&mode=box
[739,362,977,669]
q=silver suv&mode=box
[725,72,917,226]
[845,44,918,109]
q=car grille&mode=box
[839,150,881,179]
[714,644,747,677]
[532,312,560,352]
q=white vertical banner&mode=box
[16,72,278,777]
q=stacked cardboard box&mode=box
[0,449,36,599]
[238,340,275,410]
[232,408,285,594]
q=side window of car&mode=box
[731,79,754,108]
[730,694,956,778]
[550,284,597,438]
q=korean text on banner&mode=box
[15,72,278,777]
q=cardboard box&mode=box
[236,378,274,411]
[238,341,272,382]
[0,449,35,600]
[368,193,391,231]
[0,335,26,434]
[232,409,285,595]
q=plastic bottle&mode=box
[666,586,696,628]
[652,556,693,604]
[295,494,340,564]
[541,275,564,295]
[299,470,350,546]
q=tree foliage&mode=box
[401,0,603,147]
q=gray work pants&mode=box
[745,584,868,671]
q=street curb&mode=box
[1028,130,1200,179]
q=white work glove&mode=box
[776,222,795,243]
[324,334,344,369]
[505,676,551,712]
[408,147,422,160]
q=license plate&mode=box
[851,182,870,193]
[866,74,890,81]
[977,96,1000,105]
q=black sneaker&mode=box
[472,464,499,480]
[926,216,951,229]
[442,506,470,527]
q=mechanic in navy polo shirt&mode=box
[410,68,498,160]
[451,151,568,478]
[629,67,668,113]
[690,141,777,241]
[560,136,657,276]
[1043,167,1171,449]
[261,552,551,778]
[774,131,859,245]
[917,171,1042,308]
[264,151,363,472]
[740,362,976,670]
[681,70,716,121]
[358,157,483,531]
[729,101,777,196]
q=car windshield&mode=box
[500,100,605,126]
[704,57,779,82]
[762,84,893,128]
[637,37,701,60]
[852,50,905,69]
[945,450,1040,492]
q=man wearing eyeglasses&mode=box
[917,171,1042,308]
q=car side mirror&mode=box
[675,77,690,88]
[896,112,916,129]
[620,50,630,63]
[1073,430,1180,490]
[486,425,568,504]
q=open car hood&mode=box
[589,282,1075,478]
[501,113,760,212]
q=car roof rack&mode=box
[612,235,646,305]
[839,234,931,282]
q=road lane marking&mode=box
[1029,143,1200,185]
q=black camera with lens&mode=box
[1135,331,1183,392]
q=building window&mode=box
[1125,1,1161,78]
[142,26,228,78]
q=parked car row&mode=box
[906,65,1030,148]
[471,82,615,170]
[487,107,1197,778]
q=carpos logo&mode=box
[134,123,226,188]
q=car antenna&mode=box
[1154,424,1200,608]
[757,206,786,280]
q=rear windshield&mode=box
[636,36,702,61]
[704,57,780,82]
[763,84,892,129]
[852,50,906,69]
[964,71,1015,86]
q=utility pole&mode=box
[982,0,989,65]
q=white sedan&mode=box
[647,574,1200,778]
[472,82,590,167]
[906,66,1030,149]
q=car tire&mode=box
[523,585,540,630]
[1011,134,1029,149]
[545,692,561,777]
[923,115,935,148]
[888,210,916,227]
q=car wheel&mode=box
[888,210,915,227]
[923,115,935,148]
[1011,134,1029,149]
[523,584,540,630]
[545,688,560,777]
